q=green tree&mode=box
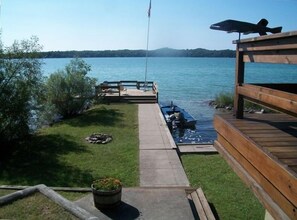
[45,58,97,118]
[0,36,44,145]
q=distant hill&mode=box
[40,48,235,58]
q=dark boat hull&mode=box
[160,104,196,129]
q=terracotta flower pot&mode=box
[91,184,122,209]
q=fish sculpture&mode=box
[210,19,282,36]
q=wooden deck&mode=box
[214,113,297,219]
[96,81,158,103]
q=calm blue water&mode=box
[42,57,297,144]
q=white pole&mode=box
[0,0,2,33]
[144,0,151,92]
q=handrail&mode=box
[234,30,297,118]
[98,81,155,90]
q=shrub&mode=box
[0,36,44,144]
[45,58,97,118]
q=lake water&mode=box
[43,57,297,144]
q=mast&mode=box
[144,0,151,91]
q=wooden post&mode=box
[234,44,245,119]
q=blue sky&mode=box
[1,0,296,51]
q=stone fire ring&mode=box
[85,133,112,144]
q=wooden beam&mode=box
[238,36,297,52]
[243,50,297,64]
[0,184,98,219]
[233,31,297,45]
[234,47,245,119]
[190,191,207,220]
[237,84,297,116]
[196,188,216,220]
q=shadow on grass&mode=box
[64,106,124,127]
[0,134,94,187]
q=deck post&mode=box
[234,44,245,119]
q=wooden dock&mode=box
[96,81,158,103]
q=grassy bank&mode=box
[182,154,265,220]
[0,104,139,187]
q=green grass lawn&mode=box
[0,104,139,188]
[0,191,79,219]
[181,154,265,220]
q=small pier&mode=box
[96,80,158,103]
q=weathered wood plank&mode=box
[190,191,207,220]
[238,85,297,116]
[279,159,297,166]
[234,46,245,119]
[239,42,297,52]
[196,188,216,220]
[37,185,97,220]
[234,31,297,44]
[237,35,297,52]
[214,139,292,220]
[234,128,296,135]
[214,115,297,207]
[178,144,217,153]
[241,84,297,102]
[253,137,297,142]
[0,186,38,206]
[0,184,98,220]
[243,50,297,64]
[271,151,297,159]
[247,133,297,138]
[259,141,297,147]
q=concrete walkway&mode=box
[139,104,190,187]
[75,188,195,220]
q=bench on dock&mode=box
[187,188,216,220]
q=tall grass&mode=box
[214,91,272,111]
[215,92,234,107]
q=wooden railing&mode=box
[234,31,297,118]
[95,80,158,98]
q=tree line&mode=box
[40,48,235,58]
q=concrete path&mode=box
[139,104,190,187]
[75,188,195,220]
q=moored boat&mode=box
[160,102,196,129]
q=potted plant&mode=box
[91,177,122,209]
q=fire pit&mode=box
[85,133,112,144]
